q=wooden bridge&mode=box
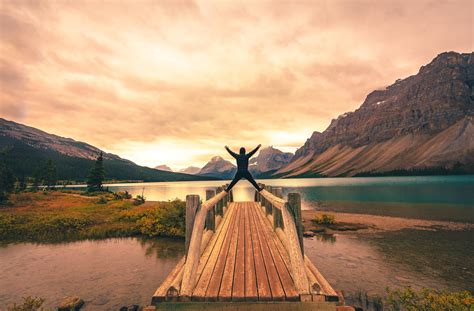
[152,184,339,310]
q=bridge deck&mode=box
[193,201,298,301]
[153,201,338,304]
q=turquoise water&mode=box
[73,175,474,222]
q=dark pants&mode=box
[226,170,261,192]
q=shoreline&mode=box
[301,210,474,235]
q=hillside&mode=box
[0,118,212,182]
[198,156,236,179]
[275,52,474,177]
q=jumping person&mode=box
[225,144,263,192]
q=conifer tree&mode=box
[44,159,57,189]
[87,152,105,192]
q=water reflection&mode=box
[0,238,184,310]
[138,237,184,259]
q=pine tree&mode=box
[0,154,15,203]
[87,152,105,192]
[44,159,57,189]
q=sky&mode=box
[0,0,472,170]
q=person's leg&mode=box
[243,171,262,191]
[226,172,242,192]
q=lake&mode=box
[1,176,473,309]
[85,175,474,222]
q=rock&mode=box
[143,306,157,311]
[278,51,474,177]
[303,231,315,237]
[119,305,139,311]
[57,296,84,311]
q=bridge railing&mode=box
[255,184,310,297]
[180,184,233,299]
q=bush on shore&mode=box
[312,213,336,225]
[0,191,186,242]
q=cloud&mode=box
[0,0,472,168]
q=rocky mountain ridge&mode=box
[279,51,474,177]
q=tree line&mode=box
[0,151,105,203]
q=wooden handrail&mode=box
[180,188,229,299]
[257,188,310,296]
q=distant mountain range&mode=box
[154,165,173,172]
[0,118,211,182]
[189,146,294,179]
[274,51,474,177]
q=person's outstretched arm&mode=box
[225,146,238,158]
[247,144,261,158]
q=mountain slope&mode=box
[0,118,212,182]
[198,156,236,179]
[179,166,201,175]
[249,146,293,176]
[155,165,173,172]
[276,51,474,177]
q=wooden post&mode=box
[265,186,273,215]
[223,184,228,213]
[215,187,223,216]
[288,193,304,256]
[185,195,200,256]
[205,190,216,231]
[229,189,233,202]
[273,187,283,230]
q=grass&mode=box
[0,191,186,242]
[346,287,473,311]
[312,213,336,225]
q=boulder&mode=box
[57,296,84,311]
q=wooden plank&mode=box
[152,256,185,303]
[205,204,241,301]
[192,203,237,301]
[304,256,338,299]
[288,193,304,256]
[248,203,272,301]
[181,191,228,299]
[218,202,242,301]
[249,203,286,301]
[231,201,246,301]
[243,202,258,301]
[281,201,310,296]
[195,205,235,286]
[252,203,299,301]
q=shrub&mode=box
[138,199,185,237]
[7,296,45,311]
[385,287,473,311]
[113,191,132,200]
[133,194,146,205]
[312,213,336,225]
[97,196,108,204]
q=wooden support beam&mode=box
[215,187,223,216]
[205,190,216,231]
[288,193,304,256]
[272,187,283,230]
[265,185,273,215]
[185,195,200,255]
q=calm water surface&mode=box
[2,176,473,309]
[84,175,474,221]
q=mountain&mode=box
[0,118,212,182]
[249,146,293,176]
[155,165,173,172]
[179,166,201,175]
[198,156,236,179]
[275,51,474,177]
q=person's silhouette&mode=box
[225,145,263,192]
